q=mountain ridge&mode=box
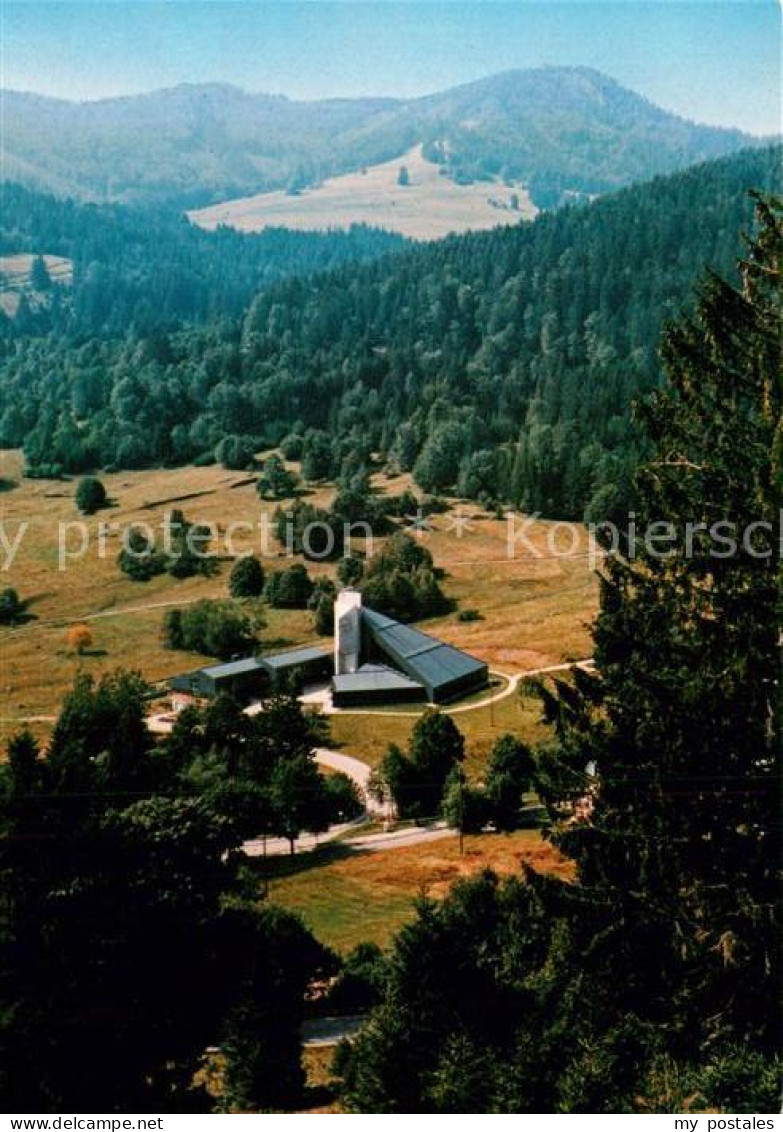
[3,67,764,209]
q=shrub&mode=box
[66,624,93,655]
[118,510,217,582]
[229,556,266,599]
[162,600,263,660]
[381,712,465,820]
[337,556,364,587]
[312,594,334,636]
[361,532,450,621]
[214,434,258,470]
[442,768,491,833]
[308,577,336,636]
[300,429,335,481]
[279,433,304,461]
[327,943,388,1014]
[118,529,167,582]
[457,608,482,622]
[75,476,107,515]
[322,772,363,824]
[0,588,26,625]
[484,734,536,831]
[264,564,313,609]
[257,454,299,500]
[274,501,343,559]
[24,463,65,480]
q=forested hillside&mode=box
[336,196,782,1115]
[4,68,758,208]
[0,183,405,335]
[1,146,778,518]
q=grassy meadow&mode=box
[328,681,550,773]
[0,450,597,754]
[190,145,536,242]
[261,829,575,954]
[0,253,73,317]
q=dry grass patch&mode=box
[190,145,536,242]
[0,451,597,761]
[264,830,573,953]
[0,451,329,737]
[299,1047,342,1113]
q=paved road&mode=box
[244,817,457,859]
[243,815,369,858]
[12,659,587,859]
[346,822,454,853]
[241,745,388,855]
[313,747,386,815]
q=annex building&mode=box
[168,644,332,704]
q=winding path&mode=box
[301,1015,368,1047]
[317,659,593,719]
[312,747,384,814]
[12,659,591,857]
[245,659,591,856]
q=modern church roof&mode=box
[361,607,487,701]
[332,663,424,697]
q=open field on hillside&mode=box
[0,451,597,750]
[190,146,536,241]
[262,829,574,953]
[0,253,73,287]
[300,1048,341,1114]
[0,450,327,736]
[0,253,73,316]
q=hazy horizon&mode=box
[3,1,780,136]
[3,62,778,142]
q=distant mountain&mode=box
[3,68,761,209]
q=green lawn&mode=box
[328,679,548,775]
[258,829,573,953]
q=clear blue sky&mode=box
[3,1,780,135]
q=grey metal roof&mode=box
[260,645,331,671]
[200,657,264,679]
[168,671,200,691]
[359,609,397,630]
[406,644,486,685]
[361,608,486,694]
[332,664,424,694]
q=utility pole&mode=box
[262,829,269,898]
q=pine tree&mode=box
[538,195,782,1054]
[30,254,52,292]
[228,555,266,598]
[75,475,107,514]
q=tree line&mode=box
[0,671,361,1110]
[1,146,778,520]
[0,181,405,337]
